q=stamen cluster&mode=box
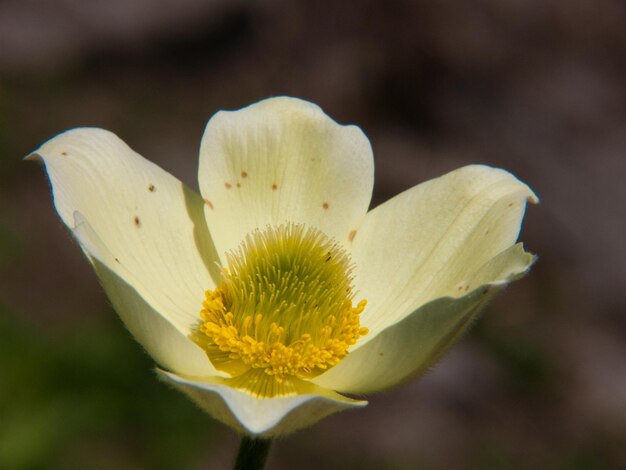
[198,224,368,391]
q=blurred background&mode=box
[1,0,625,468]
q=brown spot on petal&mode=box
[348,230,357,242]
[508,202,514,207]
[322,202,329,210]
[241,171,248,178]
[225,182,232,189]
[272,183,278,191]
[134,216,141,227]
[378,352,384,356]
[204,198,214,210]
[236,182,241,188]
[61,151,68,156]
[148,183,155,192]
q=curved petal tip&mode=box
[158,369,366,437]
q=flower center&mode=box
[195,223,368,397]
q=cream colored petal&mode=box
[80,236,218,377]
[351,165,538,336]
[29,128,221,332]
[314,244,535,393]
[158,370,366,437]
[198,97,374,258]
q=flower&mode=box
[29,97,537,437]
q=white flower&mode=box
[29,97,537,437]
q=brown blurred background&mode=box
[1,0,625,468]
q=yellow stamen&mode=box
[195,223,368,397]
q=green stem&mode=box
[234,436,272,470]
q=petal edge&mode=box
[158,370,366,437]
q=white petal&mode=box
[158,370,366,437]
[350,165,538,336]
[82,240,218,377]
[314,244,535,393]
[198,97,374,258]
[29,128,221,332]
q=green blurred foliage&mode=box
[0,305,220,469]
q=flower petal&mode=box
[313,243,535,393]
[158,370,367,437]
[79,236,218,377]
[198,97,374,258]
[28,128,221,332]
[350,165,538,336]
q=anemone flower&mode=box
[29,97,537,440]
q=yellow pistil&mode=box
[196,223,368,397]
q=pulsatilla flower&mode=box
[30,97,537,437]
